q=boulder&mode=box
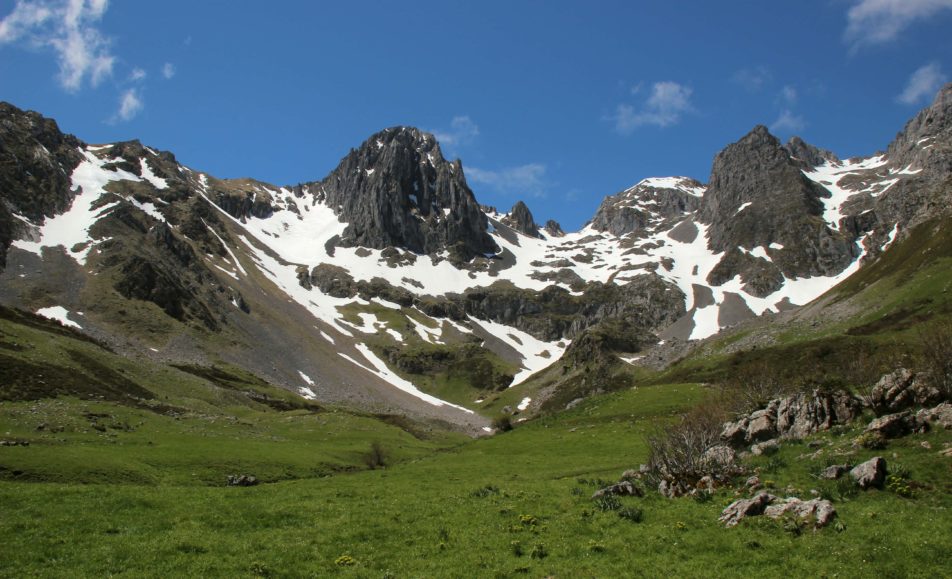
[764,497,837,528]
[592,481,643,499]
[750,439,780,456]
[819,464,852,480]
[719,492,776,527]
[850,457,887,489]
[916,402,952,430]
[864,411,917,439]
[747,405,779,442]
[868,369,942,415]
[227,474,259,487]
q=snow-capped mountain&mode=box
[1,83,950,427]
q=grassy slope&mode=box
[1,381,949,577]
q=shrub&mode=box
[510,540,523,557]
[335,555,357,567]
[855,431,887,450]
[471,484,500,498]
[617,506,643,523]
[362,441,389,469]
[587,540,605,553]
[492,415,513,432]
[529,543,548,559]
[919,322,952,398]
[593,495,621,512]
[644,400,732,489]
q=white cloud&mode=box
[466,163,548,198]
[0,0,116,92]
[845,0,952,50]
[732,66,772,92]
[610,81,694,134]
[897,62,947,105]
[770,109,806,133]
[130,67,146,81]
[432,115,480,147]
[115,88,142,122]
[779,85,798,105]
[162,62,175,79]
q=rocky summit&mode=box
[1,84,951,426]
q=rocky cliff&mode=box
[315,127,497,262]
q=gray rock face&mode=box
[871,83,952,235]
[0,102,85,268]
[501,201,540,238]
[699,125,857,283]
[850,456,887,489]
[721,389,862,446]
[590,178,702,237]
[719,492,776,527]
[315,127,497,262]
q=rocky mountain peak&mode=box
[886,82,952,176]
[784,136,840,169]
[590,177,703,237]
[700,125,856,291]
[0,102,85,268]
[501,200,541,238]
[316,126,497,261]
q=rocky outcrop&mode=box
[543,219,564,237]
[763,497,837,528]
[501,201,540,238]
[868,368,943,415]
[850,456,887,489]
[719,492,775,527]
[315,127,497,262]
[864,411,920,439]
[721,389,862,446]
[784,136,839,169]
[720,493,836,528]
[699,125,857,283]
[916,402,952,430]
[0,102,85,268]
[590,177,702,237]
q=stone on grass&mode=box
[227,474,259,487]
[849,457,887,489]
[592,480,642,500]
[719,492,776,527]
[750,439,780,456]
[916,402,952,430]
[864,411,916,439]
[819,464,851,480]
[764,497,837,528]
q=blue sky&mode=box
[1,1,951,231]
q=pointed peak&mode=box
[501,200,540,238]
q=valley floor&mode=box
[2,383,950,578]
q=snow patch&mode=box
[36,306,82,329]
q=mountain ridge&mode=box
[1,84,950,425]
